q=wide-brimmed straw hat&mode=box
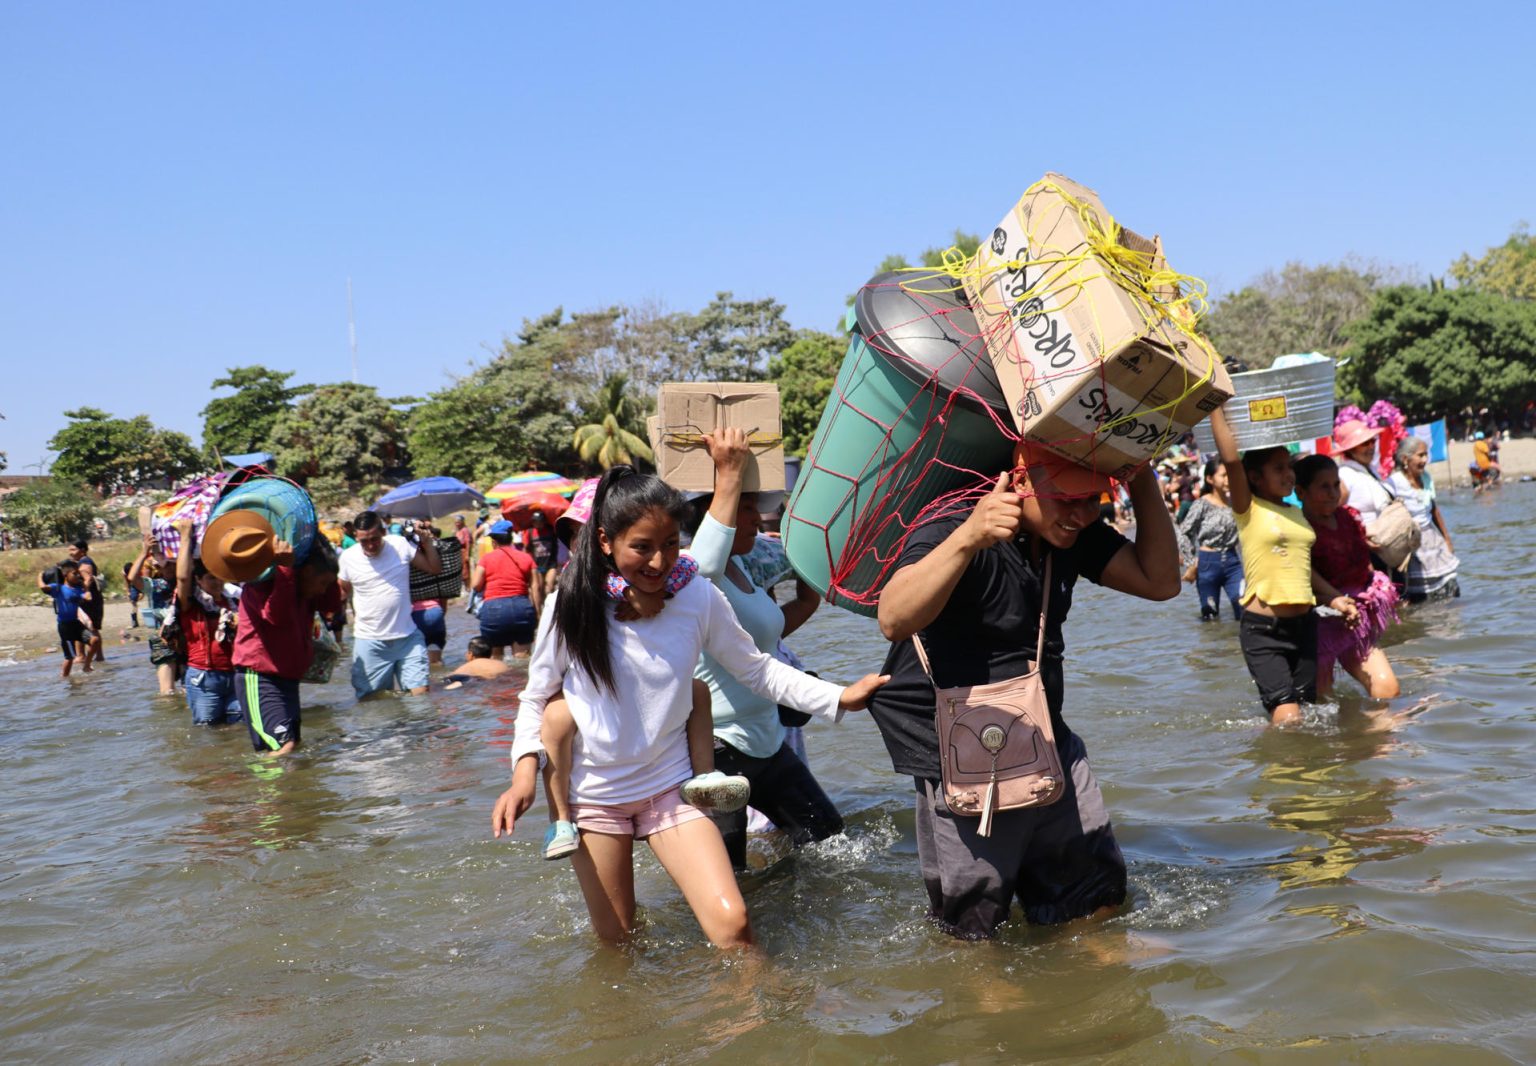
[1014,442,1113,498]
[1332,419,1382,453]
[201,509,278,584]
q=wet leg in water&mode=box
[648,819,754,949]
[570,830,638,943]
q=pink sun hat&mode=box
[555,478,600,543]
[1332,419,1382,453]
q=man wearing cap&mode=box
[338,510,442,698]
[869,445,1182,939]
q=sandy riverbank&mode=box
[0,600,141,661]
[1446,437,1535,483]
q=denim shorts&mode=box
[478,595,536,647]
[351,630,431,697]
[411,605,447,649]
[185,667,245,726]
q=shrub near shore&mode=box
[0,539,143,607]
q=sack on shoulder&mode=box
[914,558,1065,837]
[1368,499,1422,571]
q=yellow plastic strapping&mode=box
[896,178,1221,454]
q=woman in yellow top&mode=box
[1209,406,1359,726]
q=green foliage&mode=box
[1339,285,1536,420]
[572,374,653,470]
[408,322,578,487]
[269,383,408,493]
[1449,225,1536,301]
[47,407,204,496]
[767,330,847,457]
[671,293,797,381]
[1200,261,1410,369]
[0,478,99,548]
[200,365,312,457]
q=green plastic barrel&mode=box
[783,271,1016,616]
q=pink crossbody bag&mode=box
[913,557,1065,836]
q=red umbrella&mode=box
[500,491,570,531]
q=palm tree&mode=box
[573,374,654,469]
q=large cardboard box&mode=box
[653,382,786,493]
[962,173,1232,480]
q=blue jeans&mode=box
[411,605,447,648]
[185,667,245,725]
[1197,549,1244,620]
[478,596,537,647]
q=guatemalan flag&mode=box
[1409,419,1450,463]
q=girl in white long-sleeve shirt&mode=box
[491,467,888,948]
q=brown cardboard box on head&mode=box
[962,173,1232,481]
[654,382,787,493]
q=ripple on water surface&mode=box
[1,486,1535,1063]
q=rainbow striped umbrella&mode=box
[483,470,580,502]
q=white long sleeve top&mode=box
[511,579,844,805]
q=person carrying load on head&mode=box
[205,508,344,757]
[869,441,1182,940]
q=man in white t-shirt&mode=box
[338,510,442,697]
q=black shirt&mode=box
[866,514,1128,780]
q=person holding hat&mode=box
[470,519,541,658]
[338,510,442,698]
[214,509,344,756]
[869,442,1182,939]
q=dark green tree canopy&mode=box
[200,365,312,457]
[1340,285,1536,421]
[47,407,203,496]
[269,383,409,503]
[0,477,98,548]
[768,329,847,457]
[671,293,797,381]
[408,324,578,487]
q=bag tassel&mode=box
[978,778,997,838]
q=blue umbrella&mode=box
[374,477,486,519]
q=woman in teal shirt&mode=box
[687,429,844,870]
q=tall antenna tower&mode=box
[347,277,359,383]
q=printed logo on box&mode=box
[1062,380,1177,457]
[1248,396,1288,423]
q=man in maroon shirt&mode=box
[231,539,343,756]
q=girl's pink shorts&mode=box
[571,785,705,839]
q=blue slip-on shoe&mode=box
[542,820,579,860]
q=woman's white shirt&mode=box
[1337,458,1393,526]
[511,580,843,805]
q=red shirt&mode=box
[1309,506,1374,593]
[179,589,236,672]
[232,565,344,680]
[480,545,535,599]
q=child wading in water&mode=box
[492,467,887,947]
[1292,455,1401,699]
[1211,407,1358,726]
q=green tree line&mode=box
[27,225,1536,522]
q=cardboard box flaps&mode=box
[653,382,786,493]
[962,173,1232,480]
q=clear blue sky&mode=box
[2,2,1530,473]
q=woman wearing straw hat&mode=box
[206,508,344,756]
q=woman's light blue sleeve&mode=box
[689,513,736,580]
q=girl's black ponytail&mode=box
[554,466,689,695]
